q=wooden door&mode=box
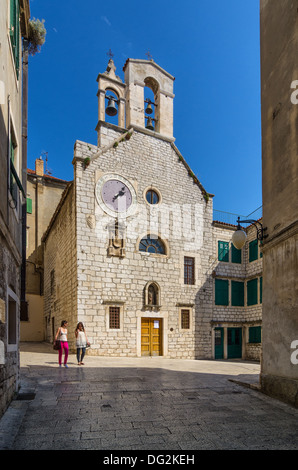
[228,328,242,358]
[214,328,224,359]
[141,318,162,356]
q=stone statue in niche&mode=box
[107,220,125,257]
[148,285,156,305]
[145,282,160,310]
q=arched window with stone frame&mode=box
[138,234,166,255]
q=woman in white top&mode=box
[75,322,89,365]
[55,320,69,368]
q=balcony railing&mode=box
[213,206,263,226]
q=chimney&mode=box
[35,158,44,176]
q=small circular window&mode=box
[146,189,160,205]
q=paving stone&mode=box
[0,342,297,451]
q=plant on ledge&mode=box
[83,157,90,168]
[25,18,46,56]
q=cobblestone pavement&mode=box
[0,342,297,451]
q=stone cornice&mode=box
[262,219,298,252]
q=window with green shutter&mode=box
[247,278,258,305]
[218,241,229,262]
[231,244,242,264]
[249,326,261,343]
[249,239,258,262]
[215,279,229,306]
[9,0,20,78]
[9,132,18,204]
[27,198,32,214]
[231,281,244,306]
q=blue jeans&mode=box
[76,347,86,363]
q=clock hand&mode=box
[113,187,126,201]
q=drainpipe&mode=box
[20,40,28,320]
[7,96,11,227]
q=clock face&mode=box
[101,179,132,213]
[95,174,136,217]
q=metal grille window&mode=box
[109,307,120,329]
[181,309,190,329]
[184,257,195,285]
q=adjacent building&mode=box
[212,217,263,361]
[0,0,30,417]
[260,0,298,406]
[21,158,68,341]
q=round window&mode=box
[146,189,159,205]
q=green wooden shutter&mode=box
[215,279,229,306]
[247,278,258,305]
[9,136,16,200]
[231,244,242,264]
[27,198,32,214]
[231,281,244,306]
[9,0,16,42]
[249,239,258,262]
[218,241,229,262]
[249,326,261,343]
[9,0,20,78]
[10,136,15,163]
[260,277,262,304]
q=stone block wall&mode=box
[43,185,78,349]
[0,234,20,417]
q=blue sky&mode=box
[27,0,261,217]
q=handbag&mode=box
[53,340,61,350]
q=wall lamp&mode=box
[232,216,267,250]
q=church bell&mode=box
[145,102,153,114]
[106,98,118,117]
[146,117,154,131]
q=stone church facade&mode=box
[41,58,262,360]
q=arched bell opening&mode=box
[144,77,159,132]
[105,88,119,126]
